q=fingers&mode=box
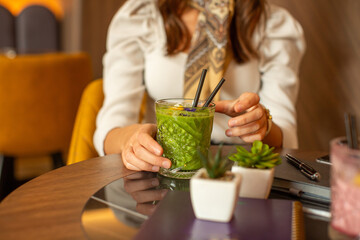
[122,150,152,171]
[123,173,166,203]
[124,176,159,193]
[241,126,267,142]
[122,158,142,171]
[122,125,172,172]
[226,117,267,141]
[122,173,169,216]
[122,145,170,172]
[214,92,268,141]
[225,103,268,141]
[141,125,163,155]
[135,189,169,215]
[214,100,235,116]
[215,92,260,117]
[233,92,260,113]
[132,189,168,204]
[226,115,266,136]
[228,104,264,128]
[136,203,157,216]
[133,135,171,168]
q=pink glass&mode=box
[330,137,360,237]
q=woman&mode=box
[94,0,305,172]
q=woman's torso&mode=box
[143,36,261,144]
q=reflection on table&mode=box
[82,170,331,240]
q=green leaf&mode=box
[214,144,223,168]
[198,144,231,179]
[236,146,251,155]
[260,159,280,164]
[238,162,248,167]
[251,140,263,154]
[260,153,280,161]
[255,164,267,169]
[228,155,239,162]
[227,141,281,169]
[198,149,210,174]
[259,162,277,168]
[260,144,270,156]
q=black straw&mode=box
[203,78,226,107]
[344,113,359,149]
[345,113,352,148]
[192,69,207,107]
[350,115,359,149]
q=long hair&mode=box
[158,0,266,63]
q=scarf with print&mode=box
[184,0,234,102]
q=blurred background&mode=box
[0,0,359,198]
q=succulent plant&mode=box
[229,140,281,169]
[198,144,232,179]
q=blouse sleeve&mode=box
[257,5,306,149]
[94,0,159,155]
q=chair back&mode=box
[16,5,59,54]
[0,5,15,50]
[0,53,92,159]
[67,79,104,165]
[67,80,148,165]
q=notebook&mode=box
[273,155,331,205]
[134,191,304,240]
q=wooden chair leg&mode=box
[0,155,15,201]
[51,152,64,169]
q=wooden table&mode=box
[0,147,326,239]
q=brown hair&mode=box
[158,0,266,63]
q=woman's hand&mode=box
[215,92,268,143]
[123,172,168,216]
[104,124,172,172]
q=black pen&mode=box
[285,154,321,181]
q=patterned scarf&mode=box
[184,0,234,102]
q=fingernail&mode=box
[152,166,160,172]
[229,120,235,127]
[162,161,171,169]
[151,179,159,186]
[161,190,169,197]
[154,148,161,155]
[226,130,233,136]
[235,104,243,112]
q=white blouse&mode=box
[94,0,306,155]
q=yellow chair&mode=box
[0,52,92,198]
[67,79,147,165]
[67,79,104,165]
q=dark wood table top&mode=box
[0,154,134,239]
[0,146,326,239]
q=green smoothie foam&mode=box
[156,100,214,171]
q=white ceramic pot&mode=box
[231,165,274,199]
[190,168,242,222]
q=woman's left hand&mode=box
[214,92,268,143]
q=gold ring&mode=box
[265,108,272,137]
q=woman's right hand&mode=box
[105,123,172,172]
[123,172,168,216]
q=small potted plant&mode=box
[229,140,281,199]
[190,145,242,222]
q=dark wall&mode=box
[81,0,125,80]
[269,0,360,150]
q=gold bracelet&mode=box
[265,108,272,137]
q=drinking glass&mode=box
[155,98,215,179]
[330,137,360,238]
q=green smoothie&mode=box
[155,98,215,171]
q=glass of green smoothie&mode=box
[155,98,215,179]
